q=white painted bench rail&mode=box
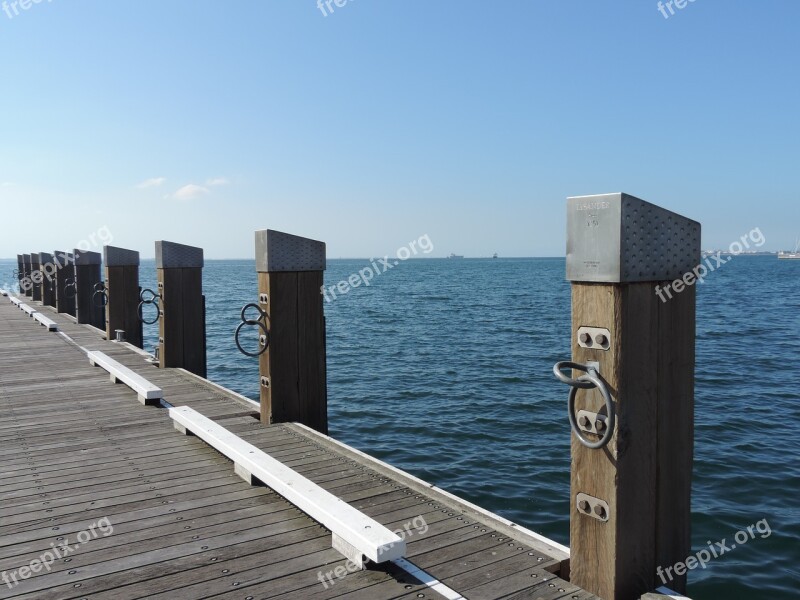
[169,405,406,567]
[87,351,163,405]
[32,312,58,331]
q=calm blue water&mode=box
[2,256,797,598]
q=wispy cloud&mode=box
[206,177,230,186]
[136,177,166,189]
[1,182,13,187]
[171,184,210,201]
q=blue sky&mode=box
[0,1,798,258]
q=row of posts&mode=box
[15,194,696,599]
[15,233,329,435]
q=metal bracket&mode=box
[576,493,610,522]
[576,410,608,436]
[577,327,611,351]
[259,293,269,304]
[260,376,270,388]
[332,533,366,570]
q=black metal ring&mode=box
[234,320,269,357]
[140,288,159,304]
[137,299,160,325]
[64,279,76,299]
[92,290,109,307]
[241,303,267,323]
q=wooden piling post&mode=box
[74,250,104,329]
[39,252,57,308]
[54,251,76,316]
[255,230,327,434]
[563,193,699,598]
[22,254,32,297]
[29,253,42,302]
[155,241,206,377]
[16,255,24,293]
[53,250,75,317]
[104,246,143,348]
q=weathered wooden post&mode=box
[252,230,327,433]
[29,253,42,302]
[556,193,698,598]
[156,241,206,377]
[22,254,32,297]
[16,254,24,293]
[74,250,104,329]
[39,252,57,308]
[54,251,76,316]
[103,245,143,348]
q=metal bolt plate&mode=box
[259,293,269,304]
[576,493,610,523]
[577,327,611,351]
[576,410,608,436]
[260,376,270,388]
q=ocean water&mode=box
[2,256,797,598]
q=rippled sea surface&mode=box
[4,256,797,598]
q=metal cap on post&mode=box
[155,241,206,377]
[39,252,56,308]
[74,250,104,329]
[253,230,328,433]
[559,192,699,598]
[104,245,143,348]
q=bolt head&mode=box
[595,334,608,346]
[578,415,591,428]
[594,505,607,518]
[579,332,591,344]
[595,419,606,432]
[578,500,590,512]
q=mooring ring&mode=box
[139,288,159,304]
[92,290,108,307]
[240,303,267,323]
[234,319,269,357]
[566,371,616,450]
[553,361,596,389]
[64,279,77,299]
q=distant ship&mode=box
[492,253,498,259]
[778,240,800,259]
[447,253,464,259]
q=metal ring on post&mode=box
[554,361,616,450]
[234,303,269,357]
[137,288,161,325]
[64,278,77,299]
[92,282,109,308]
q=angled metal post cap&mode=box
[38,252,54,263]
[104,245,140,267]
[566,192,701,283]
[255,229,326,272]
[73,250,102,266]
[29,253,40,265]
[155,241,204,269]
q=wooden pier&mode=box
[1,195,698,599]
[0,295,592,599]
